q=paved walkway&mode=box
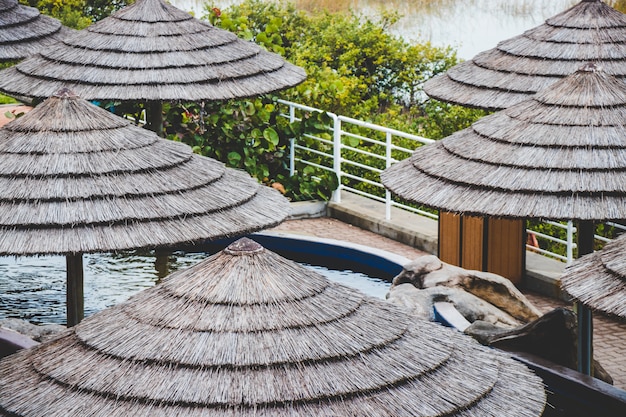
[270,217,626,390]
[0,104,31,127]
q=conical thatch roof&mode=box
[424,0,626,110]
[0,238,546,416]
[0,0,69,62]
[0,0,306,101]
[0,89,289,255]
[382,63,626,221]
[562,234,626,319]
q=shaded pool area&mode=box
[0,232,403,325]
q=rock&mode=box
[391,256,542,323]
[0,318,65,343]
[450,269,542,322]
[392,255,443,286]
[387,284,521,327]
[385,284,431,320]
[464,308,613,384]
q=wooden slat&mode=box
[486,218,525,284]
[438,211,461,265]
[461,215,485,271]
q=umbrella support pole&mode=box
[576,220,595,375]
[146,101,164,137]
[66,253,84,327]
[155,249,172,280]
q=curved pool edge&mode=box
[189,231,412,281]
[256,231,411,265]
[253,231,411,280]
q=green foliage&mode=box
[19,0,133,28]
[83,0,134,22]
[81,0,483,202]
[0,94,17,105]
[410,99,489,140]
[527,220,622,260]
[28,0,92,29]
[200,0,485,200]
[205,0,483,129]
[162,97,338,202]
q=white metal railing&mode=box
[278,99,435,221]
[526,221,576,263]
[277,99,619,262]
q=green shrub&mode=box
[201,0,484,201]
[162,97,338,202]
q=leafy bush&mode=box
[205,0,483,127]
[163,97,338,201]
[19,0,134,28]
[201,0,485,201]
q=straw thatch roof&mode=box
[0,0,69,62]
[0,89,289,255]
[562,234,626,319]
[0,237,546,416]
[0,0,306,101]
[381,63,626,221]
[424,0,626,110]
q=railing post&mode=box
[331,115,342,203]
[385,131,392,221]
[289,104,296,176]
[566,220,574,264]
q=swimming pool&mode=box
[0,232,407,325]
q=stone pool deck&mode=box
[269,201,626,391]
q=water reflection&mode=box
[171,0,581,58]
[0,251,388,324]
[378,0,579,58]
[0,252,206,324]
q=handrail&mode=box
[277,99,617,261]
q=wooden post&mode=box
[577,220,595,376]
[154,249,172,281]
[66,253,84,327]
[145,101,164,137]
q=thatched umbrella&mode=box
[0,89,289,326]
[0,0,306,134]
[0,237,546,416]
[382,63,626,375]
[0,0,69,62]
[562,234,626,320]
[424,0,626,111]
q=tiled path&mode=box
[270,217,626,390]
[0,104,31,127]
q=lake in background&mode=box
[171,0,582,59]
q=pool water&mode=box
[304,263,390,299]
[0,249,391,325]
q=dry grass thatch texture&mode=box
[0,0,70,62]
[424,0,626,110]
[0,0,306,101]
[0,238,546,416]
[0,89,290,255]
[382,64,626,220]
[562,234,626,319]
